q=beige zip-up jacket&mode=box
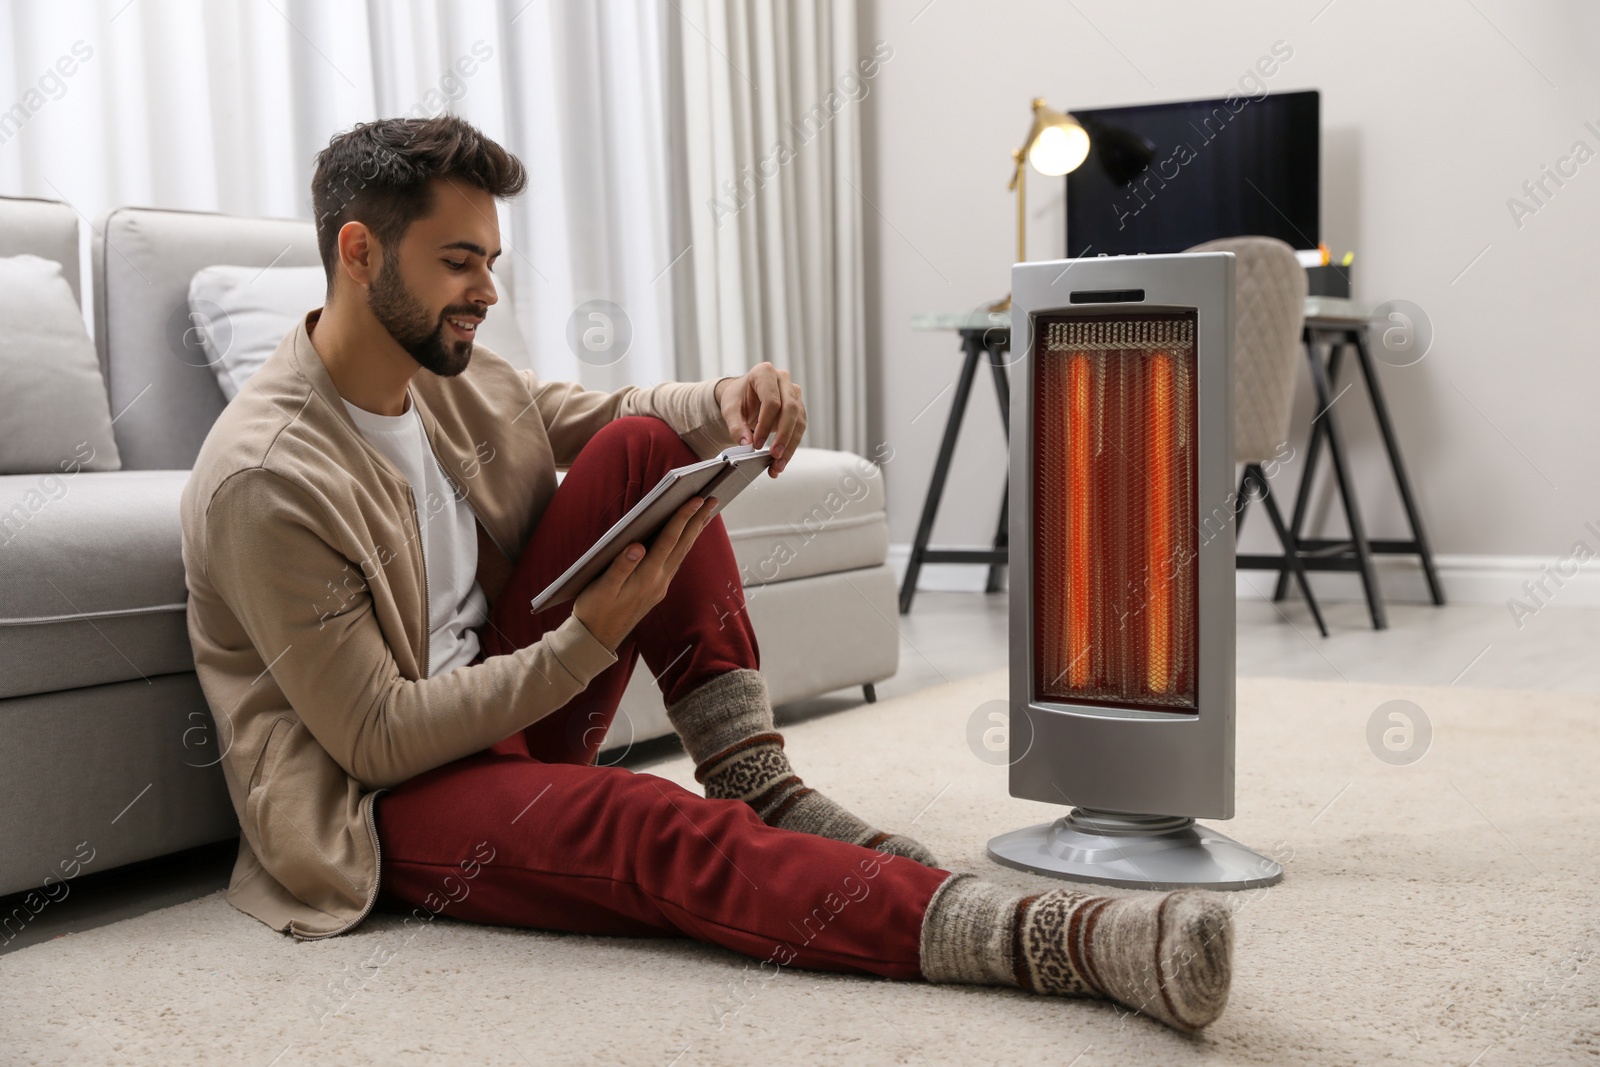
[180,309,737,939]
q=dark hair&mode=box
[310,114,526,282]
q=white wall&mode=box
[861,0,1600,604]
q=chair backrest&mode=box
[0,195,81,306]
[1186,236,1306,463]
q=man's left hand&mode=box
[715,362,806,477]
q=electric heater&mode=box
[988,252,1283,890]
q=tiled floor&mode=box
[6,590,1598,957]
[1234,596,1600,693]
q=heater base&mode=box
[986,809,1284,891]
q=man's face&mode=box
[365,178,501,378]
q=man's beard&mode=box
[367,251,478,378]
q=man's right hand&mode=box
[571,495,720,652]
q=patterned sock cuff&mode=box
[665,668,773,765]
[693,731,786,784]
[918,873,1024,987]
[1013,890,1109,998]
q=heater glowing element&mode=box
[1033,313,1199,713]
[1066,352,1092,689]
[1146,350,1175,695]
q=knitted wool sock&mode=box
[919,872,1234,1032]
[665,668,940,867]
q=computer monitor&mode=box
[1065,89,1320,258]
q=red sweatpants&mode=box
[373,416,952,978]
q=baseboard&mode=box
[886,544,1003,593]
[888,543,1600,610]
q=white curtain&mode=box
[666,0,870,453]
[0,1,376,233]
[497,0,679,392]
[0,0,868,436]
[0,0,676,390]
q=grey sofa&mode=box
[0,195,900,899]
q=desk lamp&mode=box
[990,98,1091,312]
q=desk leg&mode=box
[1248,463,1329,637]
[986,344,1011,594]
[1309,341,1387,629]
[1274,338,1345,603]
[899,331,985,614]
[1351,328,1446,606]
[987,484,1009,593]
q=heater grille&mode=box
[1032,311,1199,712]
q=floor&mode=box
[779,589,1600,720]
[14,672,1594,1066]
[6,589,1599,958]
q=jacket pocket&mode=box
[248,717,295,796]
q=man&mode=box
[180,114,1235,1032]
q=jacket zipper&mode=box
[299,467,436,940]
[429,448,468,522]
[426,446,495,642]
[296,397,454,940]
[410,481,431,675]
[417,446,475,671]
[290,787,388,940]
[297,476,429,940]
[425,423,510,562]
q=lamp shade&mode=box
[1024,100,1090,176]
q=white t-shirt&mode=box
[342,391,489,677]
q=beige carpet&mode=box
[4,671,1598,1066]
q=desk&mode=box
[1247,299,1445,628]
[898,311,1014,613]
[900,301,1443,624]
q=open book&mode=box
[528,442,776,613]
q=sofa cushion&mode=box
[188,262,540,405]
[187,264,538,403]
[187,264,328,401]
[93,209,326,470]
[0,254,122,475]
[0,470,192,698]
[0,446,888,697]
[716,447,889,586]
[0,196,81,306]
[95,207,544,471]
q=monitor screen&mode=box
[1064,89,1319,258]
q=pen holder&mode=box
[1305,263,1351,299]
